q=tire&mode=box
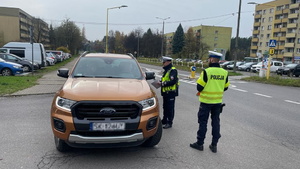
[23,65,31,72]
[54,136,70,152]
[1,68,13,76]
[142,119,162,147]
[246,68,250,72]
[288,71,292,77]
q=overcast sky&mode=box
[2,0,271,41]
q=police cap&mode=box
[162,56,173,62]
[208,51,222,59]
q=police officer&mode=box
[158,57,179,129]
[190,51,230,153]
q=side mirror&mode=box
[57,68,69,78]
[145,71,155,80]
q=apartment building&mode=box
[0,7,49,47]
[250,0,300,63]
[164,25,232,60]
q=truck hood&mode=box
[59,78,153,101]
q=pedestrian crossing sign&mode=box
[269,39,277,47]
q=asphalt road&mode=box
[0,64,299,169]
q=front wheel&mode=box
[1,68,13,76]
[246,68,250,72]
[54,136,70,152]
[142,119,162,147]
[23,65,31,72]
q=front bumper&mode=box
[68,132,144,144]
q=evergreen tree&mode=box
[172,23,185,54]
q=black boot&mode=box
[209,144,217,153]
[190,142,203,151]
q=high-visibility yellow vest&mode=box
[197,67,229,103]
[162,67,180,93]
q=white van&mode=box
[0,42,47,67]
[251,61,283,73]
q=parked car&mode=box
[46,50,64,62]
[276,63,300,77]
[238,62,257,72]
[252,61,283,73]
[227,61,244,70]
[220,61,234,69]
[51,53,162,152]
[0,53,38,72]
[0,58,23,76]
[251,62,262,73]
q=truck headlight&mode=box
[56,96,76,111]
[139,97,156,111]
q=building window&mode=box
[270,8,274,13]
[261,26,264,30]
[267,25,272,30]
[214,37,218,41]
[269,17,273,22]
[263,10,266,14]
[267,34,270,38]
[214,43,217,47]
[266,42,269,47]
[297,38,300,44]
[215,30,218,34]
[262,18,265,22]
[260,34,264,38]
[259,42,262,46]
[296,48,300,53]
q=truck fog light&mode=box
[53,118,66,132]
[146,117,158,131]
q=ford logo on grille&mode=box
[99,107,116,115]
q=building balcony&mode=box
[290,3,299,9]
[275,10,283,15]
[250,53,257,57]
[283,52,293,57]
[286,33,296,38]
[278,37,286,41]
[251,46,258,50]
[283,9,289,13]
[282,18,288,23]
[273,28,280,33]
[280,27,287,32]
[287,23,297,28]
[288,13,298,19]
[252,30,260,35]
[252,37,259,42]
[274,54,283,59]
[285,43,295,48]
[278,45,285,50]
[274,19,282,24]
[255,14,262,19]
[254,22,261,27]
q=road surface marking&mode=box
[231,88,248,92]
[284,100,300,105]
[254,93,272,98]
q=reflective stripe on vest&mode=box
[199,67,228,103]
[162,67,179,93]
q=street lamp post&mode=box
[233,0,242,73]
[106,5,127,53]
[156,17,170,57]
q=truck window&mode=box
[10,50,25,58]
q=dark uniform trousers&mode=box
[197,103,222,146]
[162,96,175,125]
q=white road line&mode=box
[254,93,272,98]
[231,88,248,92]
[284,100,300,105]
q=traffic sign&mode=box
[269,48,275,55]
[269,39,277,47]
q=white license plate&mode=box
[91,122,125,131]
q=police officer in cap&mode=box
[190,51,230,153]
[157,56,180,129]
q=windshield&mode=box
[72,57,143,79]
